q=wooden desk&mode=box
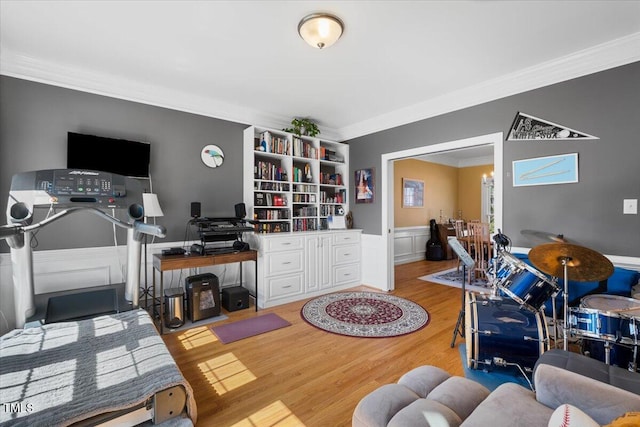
[152,250,258,334]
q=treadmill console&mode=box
[10,169,140,209]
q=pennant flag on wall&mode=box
[507,112,599,141]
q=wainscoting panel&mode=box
[394,226,429,265]
[0,240,249,334]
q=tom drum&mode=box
[495,252,559,313]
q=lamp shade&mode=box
[298,13,344,49]
[142,193,164,218]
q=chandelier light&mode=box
[298,13,344,49]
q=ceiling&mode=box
[1,1,639,141]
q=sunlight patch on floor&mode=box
[178,326,217,350]
[229,400,305,427]
[198,352,256,395]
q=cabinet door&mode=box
[306,235,332,291]
[318,235,332,289]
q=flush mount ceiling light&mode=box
[298,13,344,49]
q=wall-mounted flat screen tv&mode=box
[67,132,151,178]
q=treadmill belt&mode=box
[45,288,118,324]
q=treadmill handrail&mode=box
[19,207,166,238]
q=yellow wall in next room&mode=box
[394,159,458,227]
[394,159,494,227]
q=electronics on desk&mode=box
[162,247,186,256]
[189,211,254,255]
[185,273,220,322]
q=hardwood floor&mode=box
[162,259,462,427]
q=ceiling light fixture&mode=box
[298,13,344,49]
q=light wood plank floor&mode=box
[162,259,463,427]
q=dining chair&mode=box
[467,221,491,282]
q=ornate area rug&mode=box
[419,267,491,293]
[301,291,429,337]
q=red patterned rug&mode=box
[300,291,429,337]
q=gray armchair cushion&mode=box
[352,383,420,427]
[426,376,490,421]
[398,365,452,397]
[534,364,640,425]
[461,382,553,427]
[388,399,463,427]
[534,348,640,394]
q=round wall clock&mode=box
[201,144,224,168]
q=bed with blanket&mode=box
[0,309,197,427]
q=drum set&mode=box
[457,230,640,376]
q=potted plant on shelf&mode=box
[283,118,320,137]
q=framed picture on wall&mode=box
[512,153,578,187]
[402,178,424,207]
[355,168,374,204]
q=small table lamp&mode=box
[142,193,164,310]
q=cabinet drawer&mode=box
[265,250,304,276]
[333,232,361,245]
[333,264,360,286]
[264,236,305,252]
[267,273,304,299]
[333,244,360,265]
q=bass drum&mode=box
[581,339,638,372]
[466,291,549,372]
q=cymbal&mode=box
[528,242,614,282]
[521,229,573,244]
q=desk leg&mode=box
[254,259,258,312]
[159,270,164,335]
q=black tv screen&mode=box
[67,132,151,178]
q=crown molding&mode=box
[0,49,291,132]
[2,32,638,143]
[336,32,640,141]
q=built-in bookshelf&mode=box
[243,126,349,233]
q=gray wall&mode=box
[2,63,639,257]
[0,76,248,252]
[348,62,640,257]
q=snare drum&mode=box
[570,295,640,344]
[495,252,559,312]
[465,291,549,372]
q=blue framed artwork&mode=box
[512,153,578,187]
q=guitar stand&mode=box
[450,265,467,348]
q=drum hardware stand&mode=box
[492,357,535,391]
[448,237,475,348]
[561,257,571,351]
[451,264,467,348]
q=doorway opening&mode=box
[381,132,503,291]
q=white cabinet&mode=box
[243,125,349,234]
[246,230,361,308]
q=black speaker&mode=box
[234,202,246,218]
[191,202,201,218]
[222,286,250,312]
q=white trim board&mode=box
[376,132,504,292]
